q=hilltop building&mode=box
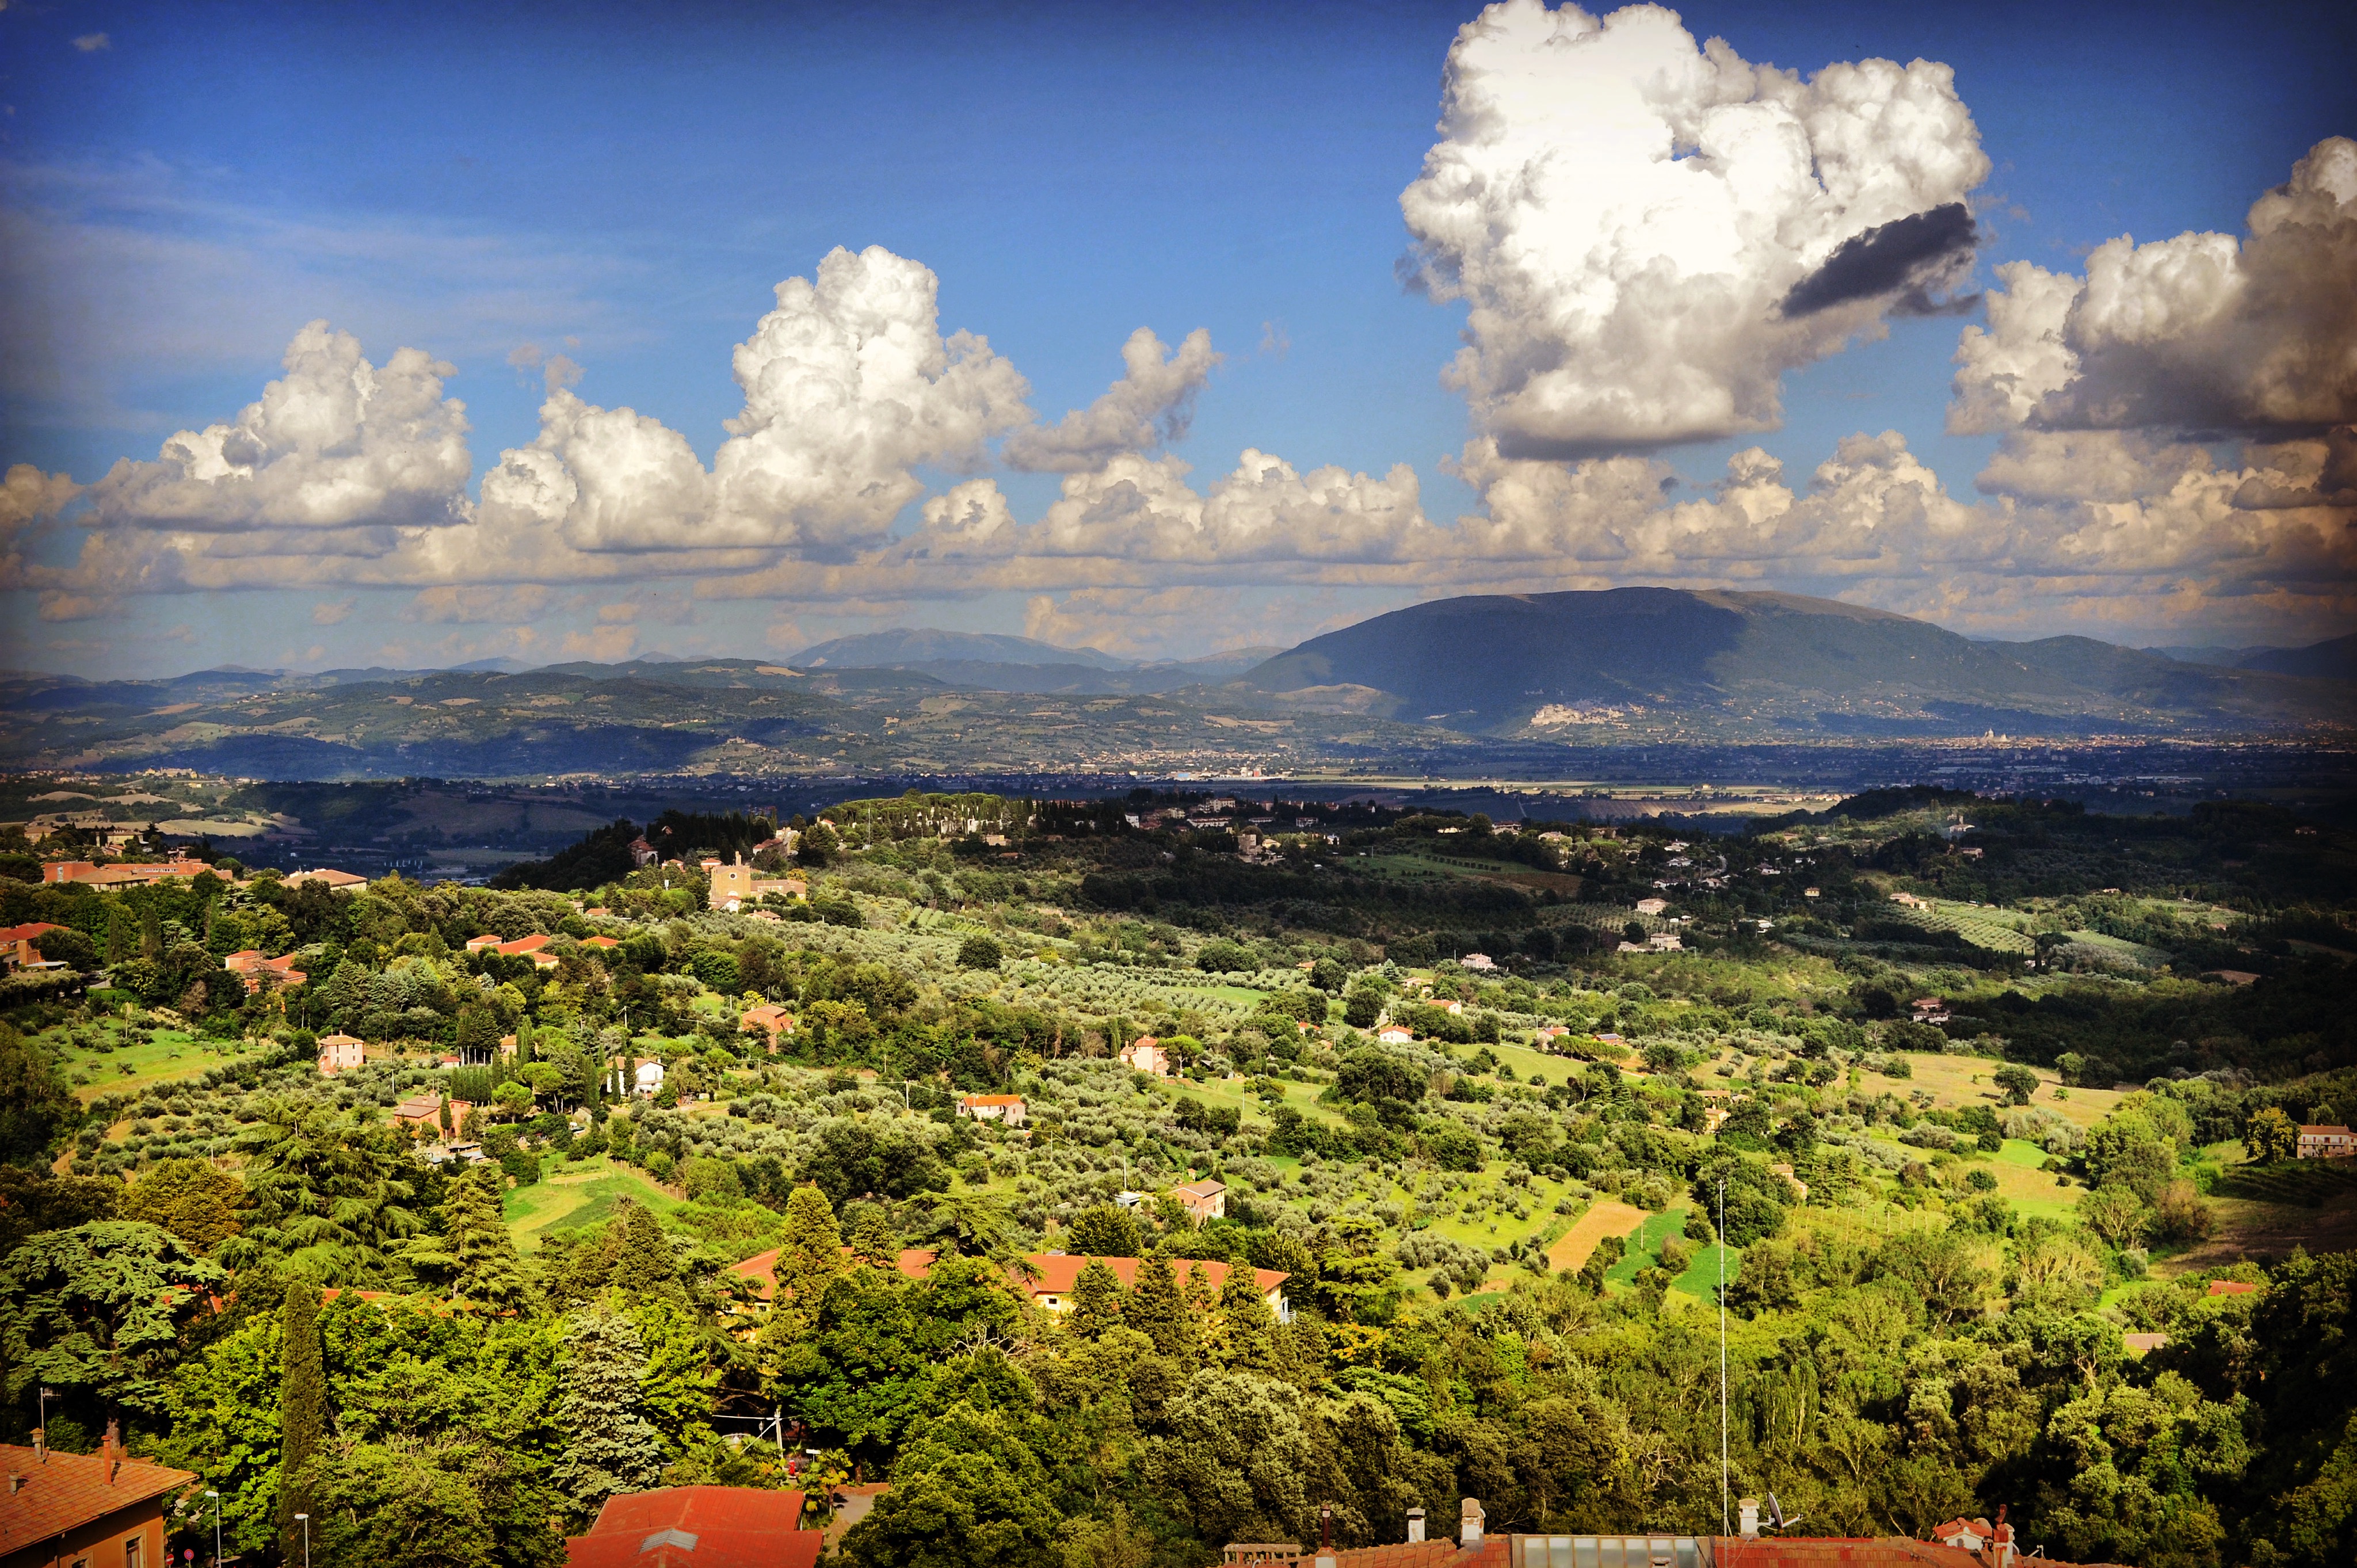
[704,853,806,911]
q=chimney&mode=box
[30,1428,43,1462]
[1406,1508,1427,1545]
[1315,1504,1337,1568]
[7,1473,23,1494]
[1739,1498,1760,1540]
[1991,1504,2015,1568]
[1459,1498,1485,1548]
[104,1417,123,1483]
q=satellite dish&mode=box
[1766,1493,1805,1532]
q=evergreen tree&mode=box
[601,1201,680,1299]
[1127,1253,1196,1361]
[845,1205,903,1270]
[438,1092,453,1137]
[444,1170,531,1309]
[552,1306,668,1509]
[1181,1259,1216,1317]
[276,1272,323,1556]
[1212,1257,1276,1371]
[771,1184,842,1334]
[123,1159,244,1255]
[1067,1259,1124,1340]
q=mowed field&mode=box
[503,1156,683,1251]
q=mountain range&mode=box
[2,589,2345,779]
[1237,588,2354,738]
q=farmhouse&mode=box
[958,1093,1028,1127]
[1173,1178,1226,1224]
[316,1032,365,1075]
[2297,1124,2356,1159]
[1120,1036,1172,1076]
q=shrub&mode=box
[957,936,1004,971]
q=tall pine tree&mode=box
[445,1169,532,1309]
[277,1273,324,1557]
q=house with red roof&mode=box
[564,1486,818,1568]
[316,1032,365,1074]
[0,922,67,969]
[958,1093,1028,1127]
[465,933,561,969]
[1119,1036,1172,1076]
[2297,1124,2355,1158]
[722,1249,1291,1323]
[0,1430,194,1568]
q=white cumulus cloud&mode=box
[1951,136,2357,436]
[89,321,473,532]
[1399,0,1988,456]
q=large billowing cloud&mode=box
[1951,137,2357,436]
[484,245,1034,555]
[1398,0,1988,456]
[90,322,474,531]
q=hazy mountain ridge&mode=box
[2,595,2344,781]
[1241,588,2352,738]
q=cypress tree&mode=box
[1068,1258,1124,1340]
[1128,1252,1196,1360]
[277,1273,325,1556]
[1214,1256,1277,1371]
[769,1184,842,1334]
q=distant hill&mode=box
[2144,633,2356,681]
[1239,587,2351,737]
[792,628,1130,670]
[785,628,1279,695]
[2236,632,2357,681]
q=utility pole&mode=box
[296,1512,310,1568]
[207,1489,223,1568]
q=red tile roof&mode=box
[1020,1254,1286,1300]
[2206,1280,2261,1296]
[0,1443,195,1555]
[566,1486,817,1568]
[728,1247,940,1301]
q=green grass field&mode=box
[503,1156,682,1250]
[1604,1207,1690,1288]
[47,1019,249,1102]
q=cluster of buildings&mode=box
[726,1241,1286,1321]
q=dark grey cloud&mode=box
[1781,203,1978,318]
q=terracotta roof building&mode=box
[316,1032,365,1074]
[0,1433,194,1568]
[1120,1037,1173,1076]
[565,1486,818,1568]
[957,1093,1028,1127]
[1173,1178,1226,1224]
[2297,1124,2355,1158]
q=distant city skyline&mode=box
[2,0,2352,677]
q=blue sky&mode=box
[3,0,2352,676]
